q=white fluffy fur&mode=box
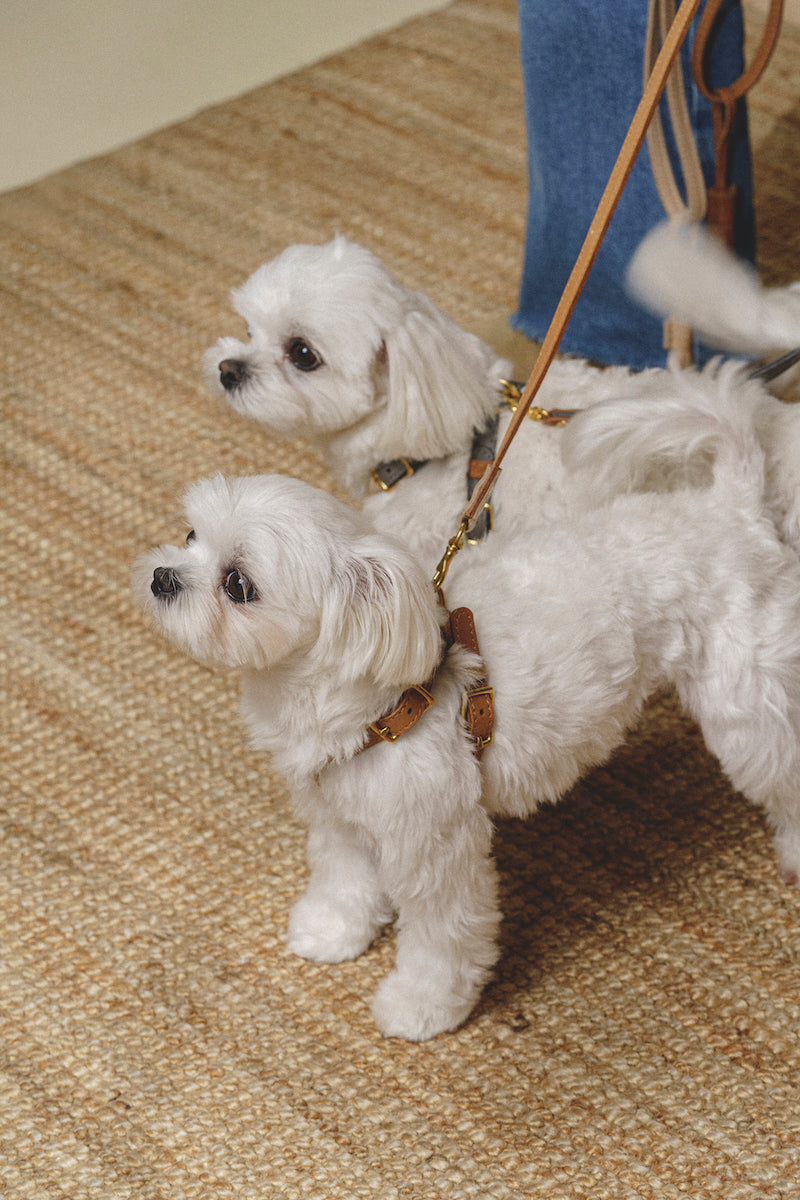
[628,219,800,358]
[136,401,800,1041]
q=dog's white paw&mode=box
[371,971,477,1041]
[287,894,387,963]
[773,825,800,890]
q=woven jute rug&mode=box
[2,2,799,1196]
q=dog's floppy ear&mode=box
[379,297,502,459]
[317,541,444,689]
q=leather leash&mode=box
[360,0,780,757]
[433,0,703,589]
[644,0,783,359]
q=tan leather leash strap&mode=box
[691,0,783,247]
[431,0,703,588]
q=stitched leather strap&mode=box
[465,413,499,542]
[645,0,708,366]
[371,457,428,491]
[361,682,436,750]
[449,607,494,758]
[356,605,494,758]
[645,0,708,227]
[371,415,502,538]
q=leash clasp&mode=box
[500,380,573,426]
[432,520,467,590]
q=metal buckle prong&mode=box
[367,721,401,744]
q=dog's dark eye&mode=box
[286,337,323,372]
[186,529,196,545]
[224,569,257,604]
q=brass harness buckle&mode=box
[370,457,417,492]
[461,683,495,750]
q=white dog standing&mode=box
[137,388,800,1041]
[203,236,800,564]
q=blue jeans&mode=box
[512,0,754,368]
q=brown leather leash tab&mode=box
[691,0,783,246]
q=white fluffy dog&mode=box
[203,236,800,563]
[202,238,679,559]
[136,392,800,1041]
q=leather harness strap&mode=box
[371,457,428,491]
[361,682,436,751]
[371,387,577,544]
[358,602,494,759]
[464,412,499,542]
[448,606,494,758]
[371,414,503,541]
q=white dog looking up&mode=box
[137,387,800,1041]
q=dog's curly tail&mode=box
[561,359,769,514]
[627,220,800,359]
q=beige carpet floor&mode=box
[2,1,800,1196]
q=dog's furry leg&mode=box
[371,806,501,1041]
[676,605,800,888]
[287,811,394,963]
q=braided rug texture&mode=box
[2,2,799,1195]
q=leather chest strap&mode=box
[357,604,494,759]
[448,606,495,759]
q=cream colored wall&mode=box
[2,1,796,194]
[0,0,448,193]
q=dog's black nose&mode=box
[151,566,182,600]
[218,359,249,391]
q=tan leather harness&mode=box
[358,602,494,760]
